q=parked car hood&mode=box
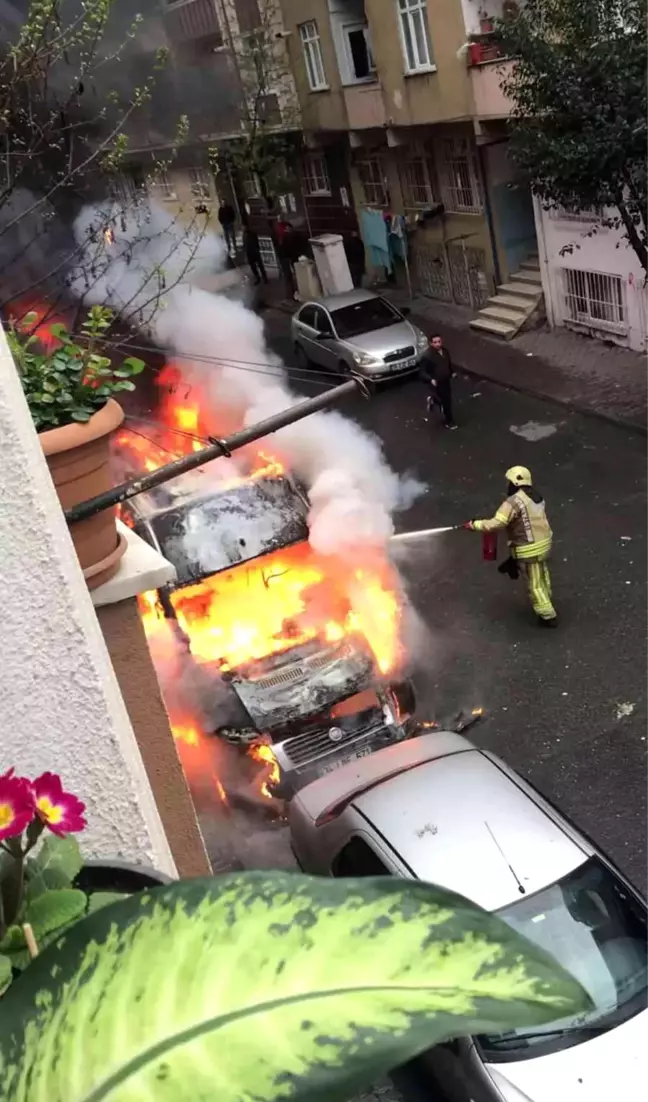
[344,320,417,358]
[485,1007,648,1102]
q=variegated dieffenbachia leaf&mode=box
[0,872,590,1102]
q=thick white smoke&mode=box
[71,201,422,557]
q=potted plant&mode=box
[0,766,168,995]
[0,866,590,1099]
[7,305,145,590]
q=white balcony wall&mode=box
[535,200,648,352]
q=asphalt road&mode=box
[264,308,647,891]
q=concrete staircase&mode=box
[470,254,544,340]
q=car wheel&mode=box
[294,342,310,369]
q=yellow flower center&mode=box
[0,802,15,828]
[37,796,63,824]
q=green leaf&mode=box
[86,891,127,914]
[0,955,12,997]
[70,410,92,422]
[0,873,590,1102]
[48,324,70,342]
[121,356,146,375]
[28,834,83,884]
[23,889,87,941]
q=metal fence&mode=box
[413,240,492,309]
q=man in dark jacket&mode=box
[243,226,268,284]
[420,334,457,430]
[218,202,236,255]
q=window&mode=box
[189,167,212,201]
[314,306,334,335]
[550,205,601,224]
[343,22,376,82]
[397,0,434,73]
[298,304,317,328]
[155,166,177,201]
[331,836,391,877]
[356,157,389,207]
[299,20,327,91]
[234,0,260,34]
[439,137,482,214]
[401,149,436,208]
[110,173,141,207]
[302,153,331,196]
[331,297,401,339]
[563,269,626,333]
[478,857,646,1058]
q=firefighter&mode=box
[466,465,557,626]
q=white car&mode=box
[289,733,647,1102]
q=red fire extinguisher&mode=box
[482,531,498,561]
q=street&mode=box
[263,306,647,891]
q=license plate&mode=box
[319,743,375,774]
[392,358,416,371]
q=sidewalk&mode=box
[389,292,646,434]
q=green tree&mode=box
[496,0,647,272]
[0,0,205,328]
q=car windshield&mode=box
[331,297,401,339]
[479,856,647,1059]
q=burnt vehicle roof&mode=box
[226,636,376,735]
[124,474,309,588]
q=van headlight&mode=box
[415,330,429,351]
[352,351,382,367]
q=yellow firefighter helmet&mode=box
[505,465,532,486]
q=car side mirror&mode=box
[400,306,411,317]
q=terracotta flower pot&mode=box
[39,399,127,590]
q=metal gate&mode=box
[414,241,453,302]
[414,240,492,309]
[447,243,491,308]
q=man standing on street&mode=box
[243,225,268,285]
[466,465,557,626]
[218,201,237,256]
[420,333,457,430]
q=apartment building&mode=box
[279,0,525,308]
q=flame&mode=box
[129,361,404,801]
[104,227,115,245]
[248,742,280,798]
[7,299,67,352]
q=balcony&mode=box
[163,0,222,44]
[343,84,386,130]
[470,56,515,120]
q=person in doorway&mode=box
[466,465,557,626]
[218,201,237,255]
[344,230,366,288]
[242,225,268,285]
[420,334,457,429]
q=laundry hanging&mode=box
[360,207,392,273]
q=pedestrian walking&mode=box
[420,333,457,429]
[344,230,366,288]
[218,201,237,256]
[243,225,268,285]
[466,465,557,626]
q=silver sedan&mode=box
[289,732,647,1102]
[291,289,428,379]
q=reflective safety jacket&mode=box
[473,490,552,561]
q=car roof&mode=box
[307,289,381,312]
[352,751,587,912]
[292,732,471,825]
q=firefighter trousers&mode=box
[519,560,556,621]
